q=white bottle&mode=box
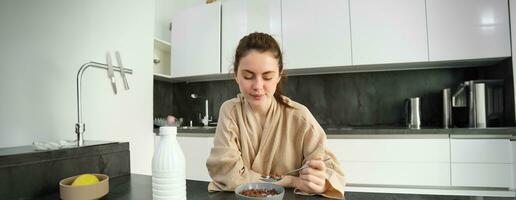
[152,126,186,200]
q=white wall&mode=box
[0,0,154,175]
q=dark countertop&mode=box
[0,140,117,157]
[38,174,328,200]
[37,174,513,200]
[171,126,516,139]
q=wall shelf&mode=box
[153,38,171,78]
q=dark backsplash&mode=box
[154,59,515,128]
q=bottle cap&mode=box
[159,126,177,136]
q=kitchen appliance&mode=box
[404,97,421,129]
[451,79,504,128]
[443,88,452,128]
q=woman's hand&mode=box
[295,157,328,194]
[273,157,328,194]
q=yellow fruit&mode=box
[71,174,100,186]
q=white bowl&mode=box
[235,182,285,200]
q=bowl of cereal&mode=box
[235,182,284,200]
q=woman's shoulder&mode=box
[280,96,313,121]
[280,96,323,134]
[220,97,242,112]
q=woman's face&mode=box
[235,50,281,109]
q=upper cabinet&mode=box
[426,0,511,61]
[167,0,511,80]
[282,0,352,69]
[350,0,428,65]
[171,2,221,78]
[153,38,171,78]
[221,0,281,74]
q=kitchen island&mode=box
[37,174,512,199]
[42,174,335,199]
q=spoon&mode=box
[260,157,331,182]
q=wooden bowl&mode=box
[59,174,109,200]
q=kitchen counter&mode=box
[37,174,513,200]
[0,140,116,157]
[174,127,516,139]
[40,174,331,200]
[0,141,130,199]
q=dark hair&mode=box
[233,32,291,108]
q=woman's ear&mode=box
[234,73,240,84]
[277,72,283,81]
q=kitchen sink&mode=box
[154,126,217,135]
[178,126,217,130]
[176,126,217,134]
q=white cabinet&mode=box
[221,0,281,73]
[327,138,450,186]
[450,139,514,188]
[177,136,214,182]
[513,140,516,189]
[153,38,171,78]
[350,0,428,65]
[171,2,221,78]
[282,0,352,69]
[426,0,510,61]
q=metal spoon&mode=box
[260,157,331,182]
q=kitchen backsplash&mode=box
[154,59,515,128]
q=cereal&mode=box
[239,189,280,197]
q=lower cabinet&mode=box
[174,135,515,194]
[450,138,514,188]
[342,162,450,186]
[513,140,516,189]
[327,137,515,189]
[326,138,451,187]
[177,136,214,182]
[451,163,513,188]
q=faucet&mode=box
[190,93,211,126]
[76,60,133,147]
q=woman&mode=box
[206,32,345,199]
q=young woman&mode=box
[206,32,345,199]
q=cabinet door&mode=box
[221,0,281,74]
[450,139,514,188]
[451,163,513,188]
[450,139,512,163]
[177,136,214,182]
[513,141,516,189]
[426,0,510,61]
[282,0,352,69]
[350,0,428,65]
[327,139,451,186]
[171,2,221,78]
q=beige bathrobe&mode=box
[206,94,345,199]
